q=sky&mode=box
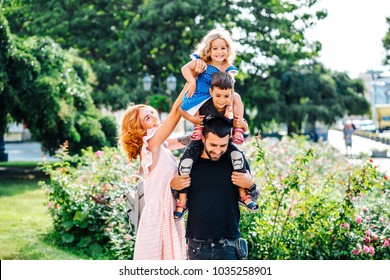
[305,0,390,78]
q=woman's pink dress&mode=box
[133,129,186,260]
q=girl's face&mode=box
[209,38,228,63]
[138,107,161,130]
[209,87,232,112]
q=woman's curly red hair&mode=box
[119,104,157,162]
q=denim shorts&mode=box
[188,238,239,260]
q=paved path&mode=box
[3,132,390,175]
[327,129,390,175]
[3,142,55,162]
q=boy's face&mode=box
[209,87,232,111]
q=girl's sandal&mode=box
[174,202,188,221]
[190,125,204,140]
[239,194,259,213]
[232,127,244,144]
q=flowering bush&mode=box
[40,136,389,260]
[241,135,390,260]
[39,142,139,259]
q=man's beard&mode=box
[204,147,226,161]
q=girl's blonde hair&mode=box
[194,28,236,64]
[119,104,158,162]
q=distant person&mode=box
[343,120,355,156]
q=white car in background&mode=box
[353,120,377,133]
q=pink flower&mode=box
[363,207,368,212]
[342,222,350,229]
[371,233,378,241]
[356,216,363,224]
[364,236,371,243]
[365,230,371,236]
[369,246,375,256]
[363,245,370,253]
[384,240,390,247]
[352,197,358,201]
[108,223,114,227]
[352,249,360,255]
[95,150,104,157]
[366,216,370,221]
[359,192,364,198]
[105,228,112,232]
[379,217,385,223]
[125,234,132,241]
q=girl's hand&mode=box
[233,116,246,128]
[194,59,207,73]
[186,82,197,97]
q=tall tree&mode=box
[0,14,117,156]
[383,17,390,67]
[3,0,325,109]
[240,62,369,134]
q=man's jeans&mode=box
[188,238,239,260]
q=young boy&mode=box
[174,72,258,220]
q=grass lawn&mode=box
[0,179,87,260]
[0,161,40,168]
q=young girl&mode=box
[119,86,191,260]
[174,72,259,221]
[180,28,245,144]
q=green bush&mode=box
[241,135,390,260]
[39,143,138,259]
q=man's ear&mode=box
[209,88,213,95]
[202,136,206,144]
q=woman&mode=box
[119,60,207,259]
[119,92,191,259]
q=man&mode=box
[171,116,259,260]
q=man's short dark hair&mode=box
[210,72,234,90]
[203,116,231,138]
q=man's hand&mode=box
[231,170,254,189]
[170,173,191,191]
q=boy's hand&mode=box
[190,115,205,126]
[224,105,234,119]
